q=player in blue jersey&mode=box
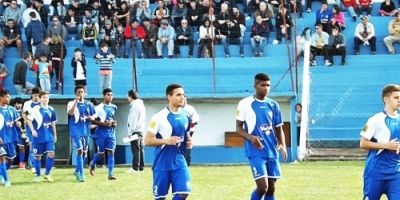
[360,84,400,200]
[90,88,118,180]
[22,87,41,173]
[26,91,57,182]
[68,85,95,182]
[13,97,27,169]
[144,84,193,200]
[236,73,288,200]
[0,90,17,187]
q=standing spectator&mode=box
[171,0,187,27]
[274,5,292,45]
[3,0,21,24]
[136,0,152,23]
[295,103,302,146]
[64,8,79,39]
[254,1,274,32]
[26,12,46,55]
[325,26,346,66]
[126,90,146,173]
[287,0,303,18]
[95,42,115,93]
[198,18,215,58]
[383,13,400,54]
[71,48,87,90]
[2,19,22,57]
[182,98,199,166]
[379,0,398,16]
[0,61,7,91]
[315,2,332,34]
[156,19,175,58]
[81,19,99,54]
[49,35,66,89]
[124,19,146,58]
[153,0,170,26]
[142,18,158,58]
[331,5,346,32]
[99,20,118,56]
[357,0,373,17]
[251,15,269,57]
[34,35,51,59]
[187,0,202,30]
[174,19,194,58]
[310,23,329,66]
[47,16,68,41]
[32,54,52,93]
[354,16,376,55]
[21,2,40,31]
[295,27,311,63]
[231,6,246,38]
[341,0,357,21]
[34,0,48,28]
[14,52,35,94]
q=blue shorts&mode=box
[72,136,89,152]
[32,142,55,156]
[153,168,191,199]
[95,136,115,153]
[248,157,282,180]
[364,177,400,200]
[17,133,26,146]
[0,143,16,159]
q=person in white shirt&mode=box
[353,15,376,55]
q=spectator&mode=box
[21,2,41,30]
[49,35,66,89]
[136,0,152,23]
[287,0,303,18]
[217,3,231,33]
[142,17,158,58]
[267,0,280,16]
[295,27,311,63]
[0,61,7,91]
[326,26,346,66]
[81,19,99,54]
[124,19,146,58]
[174,19,194,58]
[25,12,46,54]
[114,24,125,58]
[64,8,79,39]
[153,0,170,26]
[274,5,292,44]
[198,18,215,58]
[254,1,274,32]
[354,16,376,55]
[156,19,175,58]
[295,103,302,146]
[357,0,373,17]
[99,20,118,56]
[71,48,87,90]
[341,0,357,21]
[47,15,68,41]
[2,19,23,57]
[248,0,262,17]
[48,0,67,17]
[34,0,49,28]
[113,2,130,27]
[251,15,269,57]
[32,53,52,93]
[3,0,21,24]
[220,19,243,58]
[310,23,329,66]
[383,13,400,54]
[34,35,51,59]
[231,6,246,38]
[95,42,115,92]
[379,0,398,16]
[331,4,346,32]
[200,0,215,20]
[171,0,187,27]
[306,0,313,13]
[80,9,99,35]
[315,2,332,34]
[187,0,202,29]
[14,52,34,94]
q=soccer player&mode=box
[22,87,41,172]
[144,84,192,200]
[90,88,118,180]
[360,84,400,200]
[12,97,26,169]
[0,89,16,187]
[26,91,57,182]
[67,85,95,182]
[182,98,199,166]
[236,73,288,200]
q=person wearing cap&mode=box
[81,19,99,53]
[171,0,187,27]
[383,13,400,54]
[354,16,376,55]
[325,26,346,66]
[136,0,152,23]
[156,19,175,58]
[142,17,158,58]
[174,18,194,58]
[123,19,146,58]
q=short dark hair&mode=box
[74,85,85,93]
[29,12,36,18]
[128,90,139,99]
[23,52,32,59]
[39,91,49,98]
[382,84,400,100]
[103,88,112,96]
[254,73,270,82]
[31,87,41,95]
[90,98,100,106]
[13,97,23,105]
[166,84,183,97]
[0,89,10,97]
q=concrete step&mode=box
[306,148,367,161]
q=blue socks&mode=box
[264,196,275,200]
[91,153,101,168]
[45,157,54,176]
[0,163,8,182]
[28,148,34,167]
[19,151,25,164]
[5,161,11,170]
[251,190,262,200]
[172,195,186,200]
[76,154,83,176]
[107,154,114,177]
[34,159,41,177]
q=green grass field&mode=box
[0,161,386,200]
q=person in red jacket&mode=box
[341,0,357,21]
[357,0,373,17]
[123,19,147,58]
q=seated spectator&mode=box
[251,15,269,57]
[231,6,246,38]
[357,0,373,17]
[95,42,115,92]
[156,19,175,58]
[326,26,346,66]
[142,17,158,58]
[267,0,280,16]
[0,61,7,91]
[113,2,130,27]
[81,19,99,54]
[254,1,274,32]
[219,19,243,58]
[200,0,215,20]
[64,8,79,38]
[153,0,170,26]
[26,12,46,55]
[49,35,66,89]
[217,3,230,33]
[295,27,311,63]
[379,0,398,16]
[354,16,376,55]
[47,15,68,41]
[124,19,146,58]
[136,0,152,23]
[48,0,66,17]
[310,23,329,66]
[171,0,187,27]
[331,5,346,32]
[3,0,22,24]
[315,2,332,34]
[13,52,34,94]
[248,0,262,17]
[198,18,216,58]
[274,5,292,44]
[174,19,194,58]
[287,0,303,18]
[383,13,400,54]
[341,0,357,21]
[80,9,100,36]
[71,48,87,90]
[187,0,202,29]
[99,20,119,56]
[34,0,49,28]
[2,19,22,57]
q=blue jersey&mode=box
[94,103,117,138]
[236,96,283,159]
[23,100,40,137]
[147,107,190,171]
[360,112,400,180]
[29,105,57,143]
[67,100,95,138]
[0,106,17,144]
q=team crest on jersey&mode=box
[149,120,156,129]
[362,125,368,133]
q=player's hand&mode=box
[111,121,117,128]
[386,138,400,153]
[280,145,288,160]
[186,137,193,149]
[165,136,182,145]
[104,121,113,127]
[249,135,264,149]
[32,130,38,138]
[16,121,21,127]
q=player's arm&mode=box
[67,99,79,116]
[52,122,57,143]
[144,131,182,146]
[275,125,288,160]
[236,120,263,149]
[360,136,400,152]
[90,118,112,127]
[26,119,37,137]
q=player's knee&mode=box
[172,194,188,200]
[77,149,83,156]
[256,185,268,195]
[0,156,5,162]
[48,153,55,158]
[266,184,275,195]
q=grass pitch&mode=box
[0,161,384,200]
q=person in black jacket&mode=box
[325,26,346,66]
[274,5,292,44]
[49,35,67,90]
[13,52,35,94]
[174,19,194,58]
[71,48,87,90]
[251,15,270,57]
[220,19,243,57]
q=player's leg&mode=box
[105,136,116,180]
[72,136,84,181]
[171,167,191,200]
[18,143,25,169]
[5,142,16,170]
[33,143,43,181]
[28,142,35,173]
[44,142,55,182]
[248,157,269,200]
[385,178,400,200]
[90,136,106,176]
[264,159,282,200]
[363,177,384,200]
[80,136,89,181]
[0,145,9,186]
[153,170,171,200]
